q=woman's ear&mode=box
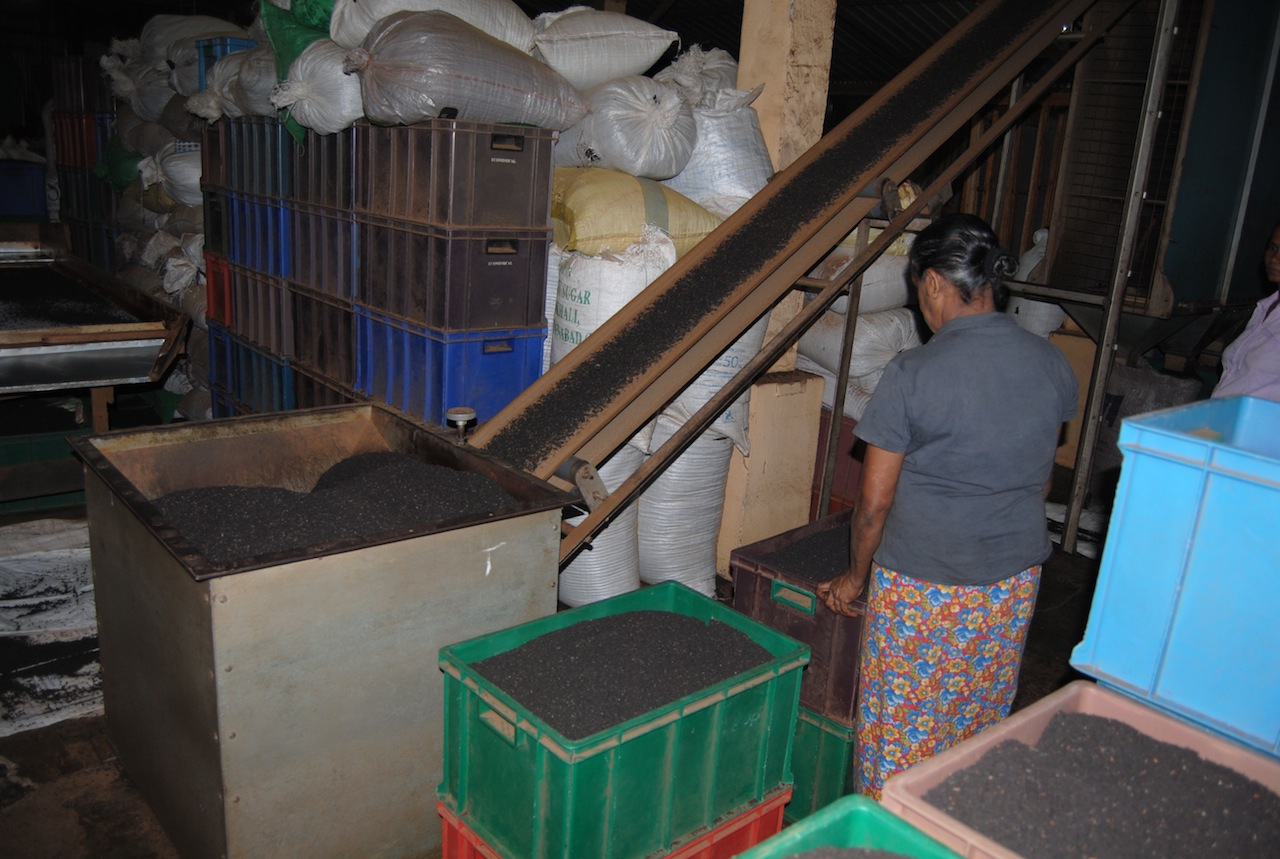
[922,268,946,299]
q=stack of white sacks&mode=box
[92,13,274,420]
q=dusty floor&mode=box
[0,530,1098,859]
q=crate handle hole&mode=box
[490,134,525,152]
[483,340,514,354]
[479,706,518,746]
[485,240,518,255]
[770,580,817,615]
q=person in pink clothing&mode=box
[1212,223,1280,401]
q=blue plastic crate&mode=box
[1071,395,1280,758]
[208,321,234,392]
[355,307,543,426]
[228,191,292,278]
[197,37,257,94]
[0,160,47,218]
[66,219,116,271]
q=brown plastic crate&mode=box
[811,407,864,520]
[201,120,228,190]
[229,262,293,357]
[731,509,864,727]
[290,283,355,388]
[354,119,554,229]
[358,215,551,331]
[52,56,114,113]
[203,189,228,257]
[880,680,1280,859]
[292,363,357,410]
[292,125,356,210]
[288,201,357,299]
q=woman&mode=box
[816,213,1078,799]
[1211,223,1280,402]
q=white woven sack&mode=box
[120,121,176,158]
[329,0,535,51]
[532,7,678,91]
[166,26,249,97]
[653,46,739,108]
[163,205,204,238]
[550,226,677,365]
[814,248,914,315]
[101,54,174,123]
[115,195,169,233]
[136,15,245,64]
[186,51,249,122]
[229,44,280,117]
[797,307,923,382]
[150,139,204,208]
[558,442,645,608]
[346,10,587,129]
[162,247,197,295]
[662,313,768,456]
[555,76,695,180]
[140,230,182,269]
[272,39,365,134]
[660,86,773,208]
[637,415,733,597]
[794,355,876,422]
[542,243,564,374]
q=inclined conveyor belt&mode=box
[469,0,1132,563]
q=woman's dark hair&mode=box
[907,213,1019,309]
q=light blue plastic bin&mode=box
[1071,395,1280,758]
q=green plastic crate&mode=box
[738,794,964,859]
[0,427,92,514]
[785,706,858,825]
[438,581,810,859]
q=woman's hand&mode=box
[817,571,866,617]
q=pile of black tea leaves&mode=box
[471,609,775,740]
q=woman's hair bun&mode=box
[983,246,1018,282]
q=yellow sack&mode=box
[552,167,721,258]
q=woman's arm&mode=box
[816,443,905,617]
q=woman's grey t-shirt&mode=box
[854,312,1078,586]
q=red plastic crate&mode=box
[290,283,355,388]
[52,111,113,169]
[229,263,293,356]
[437,790,792,859]
[358,215,551,330]
[205,252,232,325]
[288,201,357,299]
[355,119,555,229]
[811,406,864,519]
[731,509,865,727]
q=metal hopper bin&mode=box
[69,404,573,859]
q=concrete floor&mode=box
[0,525,1099,859]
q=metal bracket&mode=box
[554,457,608,511]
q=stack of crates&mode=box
[730,509,866,824]
[286,123,361,409]
[195,36,256,93]
[352,119,555,425]
[436,582,809,859]
[202,116,302,417]
[51,56,116,267]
